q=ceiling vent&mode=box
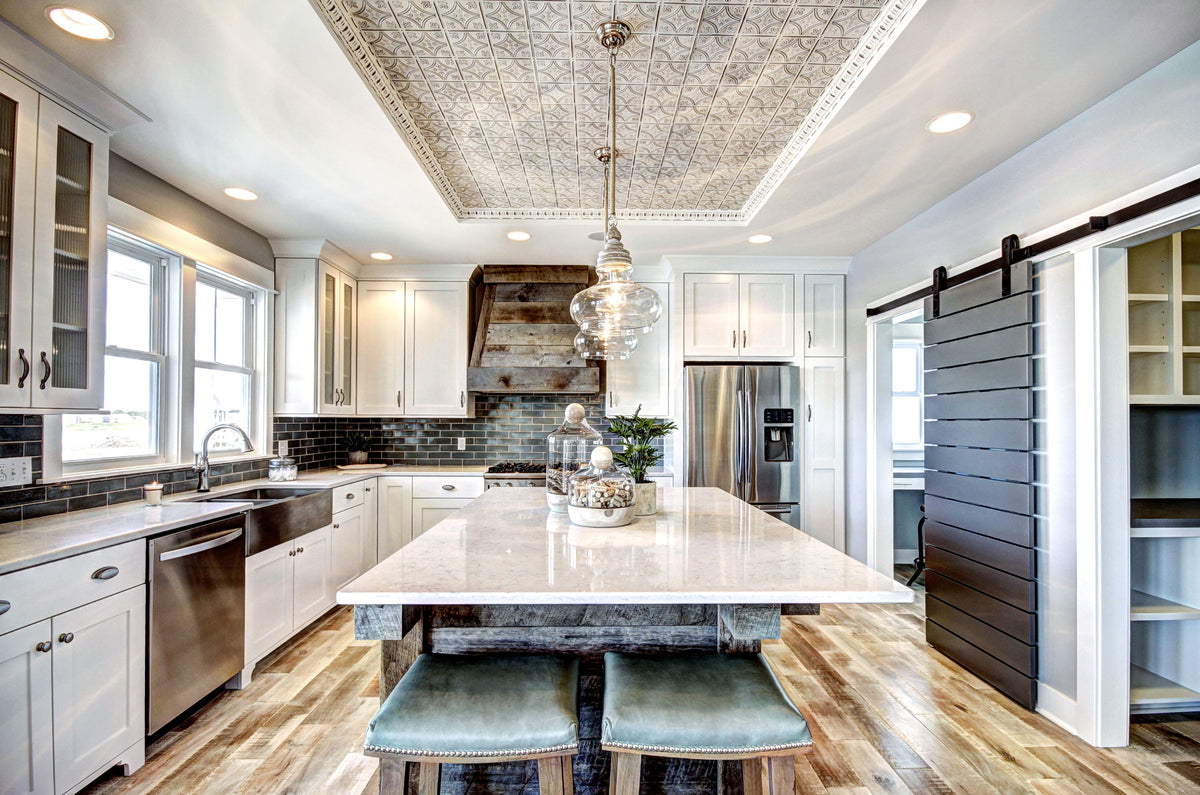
[467,264,600,394]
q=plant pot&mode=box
[348,451,369,465]
[634,481,656,515]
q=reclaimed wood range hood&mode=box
[467,264,601,394]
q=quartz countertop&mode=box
[0,464,489,575]
[339,486,913,606]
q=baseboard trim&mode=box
[894,548,918,564]
[1037,682,1078,736]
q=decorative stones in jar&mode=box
[546,402,602,512]
[567,446,635,528]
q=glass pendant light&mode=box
[571,20,662,358]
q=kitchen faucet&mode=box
[193,423,255,492]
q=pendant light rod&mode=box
[596,20,629,235]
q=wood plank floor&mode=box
[81,598,1200,795]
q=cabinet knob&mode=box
[365,486,372,492]
[288,550,295,557]
[35,641,52,653]
[441,484,456,491]
[333,523,340,529]
[297,547,304,554]
[58,632,74,644]
[91,566,119,580]
[345,493,354,499]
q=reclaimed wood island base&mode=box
[340,488,912,794]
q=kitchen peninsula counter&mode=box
[339,486,911,794]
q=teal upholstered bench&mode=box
[364,653,580,794]
[601,652,812,795]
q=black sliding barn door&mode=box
[922,261,1038,709]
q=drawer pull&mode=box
[441,484,456,491]
[0,599,9,615]
[345,493,355,500]
[58,632,74,644]
[92,566,120,581]
[36,641,52,653]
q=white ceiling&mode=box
[0,0,1197,268]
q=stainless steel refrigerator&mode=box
[685,365,802,527]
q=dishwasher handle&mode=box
[159,528,244,562]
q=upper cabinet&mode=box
[607,282,670,417]
[683,273,794,359]
[0,72,108,410]
[803,274,845,357]
[275,258,356,415]
[356,279,471,418]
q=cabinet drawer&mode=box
[412,476,484,499]
[0,539,146,634]
[332,482,365,511]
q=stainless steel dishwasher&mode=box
[147,513,245,734]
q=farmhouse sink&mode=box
[188,487,332,555]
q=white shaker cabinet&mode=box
[330,482,367,592]
[356,282,406,415]
[803,275,845,357]
[0,620,53,795]
[0,73,108,411]
[682,273,794,359]
[411,476,484,539]
[803,358,846,551]
[405,281,470,416]
[377,476,414,559]
[361,478,378,572]
[274,258,356,415]
[244,525,333,666]
[291,525,333,628]
[607,282,670,417]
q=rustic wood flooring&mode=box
[81,598,1200,795]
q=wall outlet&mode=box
[457,437,467,451]
[0,457,33,487]
[277,440,288,456]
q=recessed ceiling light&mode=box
[223,187,257,201]
[926,111,973,134]
[370,252,393,261]
[506,231,531,241]
[46,6,113,40]
[748,234,773,244]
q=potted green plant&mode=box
[607,405,677,516]
[345,431,374,465]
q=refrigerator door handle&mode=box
[741,388,753,496]
[734,389,745,493]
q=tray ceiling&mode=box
[314,0,920,222]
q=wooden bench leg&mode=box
[767,755,795,795]
[742,757,765,795]
[417,762,440,795]
[537,754,575,795]
[609,752,642,795]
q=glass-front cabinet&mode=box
[0,69,108,410]
[318,262,355,415]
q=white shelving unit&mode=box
[1128,230,1200,403]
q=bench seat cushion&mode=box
[602,652,812,755]
[365,653,580,758]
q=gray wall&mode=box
[108,154,274,270]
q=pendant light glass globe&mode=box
[574,329,639,360]
[570,269,662,336]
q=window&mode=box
[61,233,168,464]
[892,339,924,450]
[193,273,255,452]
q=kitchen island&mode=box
[339,486,911,794]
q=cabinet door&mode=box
[377,477,413,558]
[331,504,365,592]
[682,274,738,357]
[245,543,294,663]
[361,479,379,572]
[607,282,669,417]
[412,498,470,538]
[803,358,845,550]
[740,274,795,358]
[356,282,406,415]
[803,274,845,357]
[318,264,356,415]
[404,281,468,416]
[30,98,108,410]
[0,620,53,795]
[51,586,145,793]
[337,274,356,413]
[292,525,332,627]
[0,73,38,409]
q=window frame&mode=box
[891,338,925,453]
[191,267,258,455]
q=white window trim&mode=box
[891,338,925,454]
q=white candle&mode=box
[144,480,163,506]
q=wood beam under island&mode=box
[338,487,913,794]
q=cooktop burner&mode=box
[485,462,546,475]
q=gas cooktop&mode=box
[485,462,546,475]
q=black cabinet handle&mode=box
[91,566,119,581]
[0,599,10,616]
[16,349,30,388]
[35,641,52,653]
[58,632,74,644]
[39,352,51,389]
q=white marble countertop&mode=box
[339,487,913,606]
[0,464,488,575]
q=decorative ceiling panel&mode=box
[313,0,922,222]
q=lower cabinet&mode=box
[412,498,473,538]
[330,502,366,593]
[0,586,145,795]
[410,476,485,540]
[245,526,332,666]
[377,477,413,559]
[803,357,846,550]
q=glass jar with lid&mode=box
[567,446,635,527]
[546,402,602,512]
[268,456,297,482]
